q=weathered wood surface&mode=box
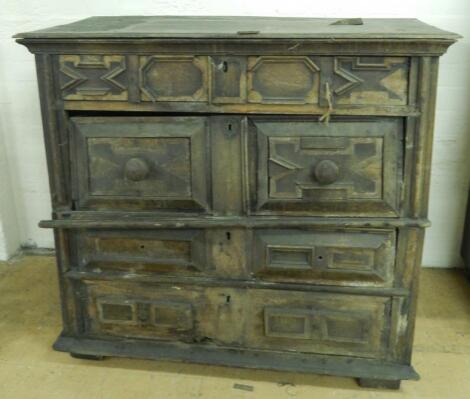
[54,335,419,381]
[15,16,458,389]
[14,16,459,40]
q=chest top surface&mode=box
[14,16,459,41]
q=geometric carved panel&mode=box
[268,136,383,200]
[253,229,396,286]
[86,284,213,342]
[265,306,371,344]
[250,118,403,216]
[332,57,409,106]
[59,55,128,101]
[247,56,320,104]
[72,117,210,211]
[96,298,193,331]
[140,56,208,102]
[87,136,191,198]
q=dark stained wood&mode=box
[64,270,410,297]
[70,352,104,361]
[16,16,457,390]
[357,378,401,389]
[39,216,431,229]
[54,335,420,381]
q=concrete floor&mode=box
[0,255,469,398]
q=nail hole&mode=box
[140,245,145,249]
[226,232,231,240]
[223,61,228,72]
[317,255,323,260]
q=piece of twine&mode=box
[319,82,333,125]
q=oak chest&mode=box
[16,16,458,389]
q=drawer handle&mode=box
[313,160,339,185]
[124,158,149,181]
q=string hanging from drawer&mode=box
[319,82,334,125]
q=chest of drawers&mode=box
[16,16,458,389]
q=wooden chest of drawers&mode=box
[16,16,458,389]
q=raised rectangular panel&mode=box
[71,117,210,211]
[247,56,320,104]
[323,313,369,344]
[264,307,310,339]
[74,229,206,275]
[59,55,128,101]
[152,301,193,330]
[140,55,208,102]
[329,248,375,270]
[267,246,314,270]
[97,299,137,325]
[329,57,409,106]
[252,229,396,286]
[249,118,403,216]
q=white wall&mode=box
[0,1,469,266]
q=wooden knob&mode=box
[124,158,149,181]
[314,160,339,185]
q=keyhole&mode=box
[226,232,231,240]
[226,295,231,303]
[222,61,228,72]
[228,123,232,131]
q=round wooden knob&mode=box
[314,160,339,185]
[124,158,149,181]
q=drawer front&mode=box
[58,55,410,109]
[85,282,203,341]
[82,282,391,359]
[71,117,210,211]
[246,290,391,359]
[248,118,403,216]
[83,282,247,345]
[252,229,396,286]
[72,229,207,275]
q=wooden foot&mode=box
[357,378,401,390]
[70,352,105,361]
